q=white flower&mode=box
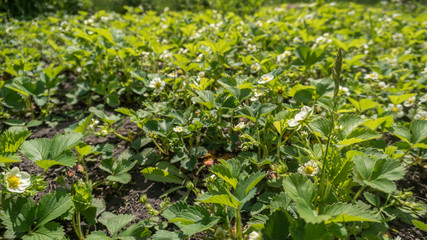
[392,33,403,41]
[178,48,188,54]
[88,119,100,130]
[173,126,183,132]
[414,110,427,120]
[315,36,327,45]
[141,51,150,58]
[255,21,263,27]
[160,51,173,61]
[377,81,388,89]
[149,77,166,93]
[277,50,291,62]
[248,231,260,240]
[297,160,319,176]
[387,103,404,118]
[251,63,261,73]
[250,89,263,101]
[385,58,397,67]
[403,96,416,108]
[339,86,350,96]
[247,44,257,52]
[364,72,379,80]
[198,71,205,79]
[167,72,177,78]
[4,167,31,193]
[421,65,427,74]
[196,54,203,62]
[234,122,245,131]
[258,74,274,84]
[100,129,109,136]
[420,93,427,103]
[287,106,313,127]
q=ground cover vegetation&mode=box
[0,0,427,239]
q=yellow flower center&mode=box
[154,82,162,89]
[421,116,426,120]
[7,175,21,189]
[392,107,398,112]
[304,166,314,175]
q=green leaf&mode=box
[50,133,82,159]
[211,159,241,188]
[411,120,427,143]
[189,146,208,158]
[197,192,240,208]
[291,221,333,240]
[74,113,94,134]
[309,117,333,139]
[234,172,265,200]
[36,191,73,228]
[20,138,51,161]
[390,124,411,143]
[389,93,416,105]
[338,129,381,146]
[363,115,394,130]
[118,221,146,237]
[0,197,37,237]
[98,212,133,236]
[294,46,324,67]
[141,167,183,184]
[338,115,365,140]
[0,154,21,163]
[295,199,330,224]
[86,231,112,240]
[164,203,220,236]
[412,220,427,232]
[294,89,313,103]
[353,155,404,193]
[258,103,277,118]
[192,90,215,109]
[107,173,131,184]
[151,230,184,240]
[324,203,379,223]
[262,210,291,240]
[348,98,378,113]
[88,27,116,46]
[75,143,92,157]
[0,129,31,153]
[20,133,82,170]
[22,222,65,240]
[282,174,314,204]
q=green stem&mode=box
[152,138,165,154]
[77,212,83,239]
[235,207,242,240]
[229,109,234,134]
[80,157,89,182]
[306,124,324,155]
[92,179,107,189]
[255,121,261,160]
[112,130,132,142]
[277,132,283,159]
[351,185,367,204]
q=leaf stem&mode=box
[351,184,367,204]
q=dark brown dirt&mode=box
[388,165,427,239]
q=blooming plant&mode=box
[4,167,31,193]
